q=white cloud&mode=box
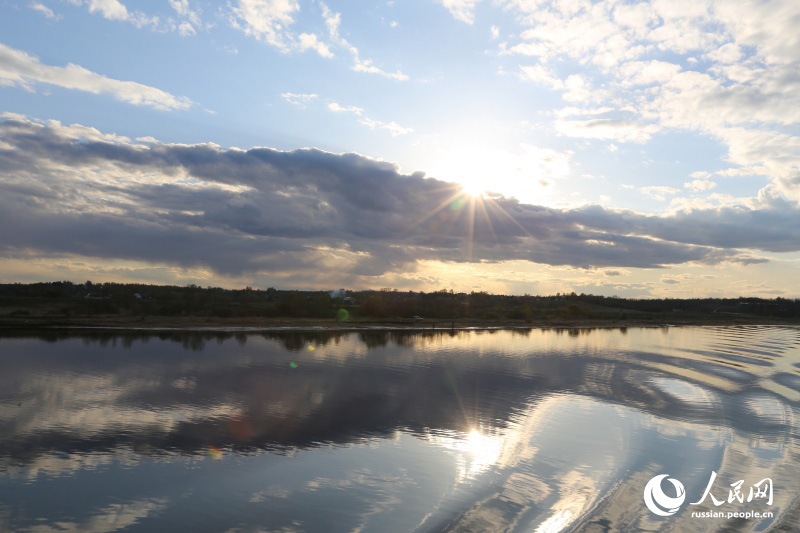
[498,0,800,206]
[437,0,482,24]
[706,42,742,64]
[298,32,333,58]
[556,118,658,143]
[612,2,656,30]
[30,2,59,19]
[169,0,193,18]
[684,179,717,192]
[639,186,679,201]
[169,0,201,35]
[320,2,408,80]
[491,25,500,39]
[0,43,193,110]
[690,171,712,179]
[231,0,300,52]
[555,106,614,118]
[286,95,412,136]
[562,74,601,102]
[518,63,563,88]
[76,0,157,28]
[327,101,363,115]
[359,117,413,136]
[87,0,129,21]
[351,58,408,80]
[715,0,800,65]
[280,92,317,107]
[229,1,337,58]
[177,21,196,36]
[499,0,800,118]
[617,60,681,86]
[714,127,800,201]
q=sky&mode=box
[0,0,799,298]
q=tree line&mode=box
[1,281,798,321]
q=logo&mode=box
[644,474,686,516]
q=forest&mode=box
[1,281,798,324]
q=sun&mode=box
[429,142,567,205]
[460,181,485,197]
[432,146,496,198]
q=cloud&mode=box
[556,118,658,143]
[177,21,195,36]
[168,0,201,29]
[320,3,408,80]
[30,2,59,19]
[359,117,413,136]
[706,42,742,64]
[286,96,412,136]
[0,116,783,286]
[437,0,482,24]
[327,102,363,115]
[0,43,193,110]
[639,186,679,201]
[298,32,333,58]
[86,0,130,21]
[168,0,202,36]
[518,63,563,88]
[74,0,158,28]
[227,0,331,59]
[230,0,300,51]
[231,1,406,76]
[498,0,800,205]
[684,180,717,192]
[281,92,317,107]
[617,60,681,86]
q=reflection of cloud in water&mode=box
[2,327,800,531]
[743,393,792,426]
[428,395,646,531]
[649,377,719,406]
[30,498,167,533]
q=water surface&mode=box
[1,326,799,531]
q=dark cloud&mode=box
[0,116,785,281]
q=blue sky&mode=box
[1,0,799,297]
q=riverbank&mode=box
[1,313,797,331]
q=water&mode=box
[1,326,799,532]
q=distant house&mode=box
[342,296,356,305]
[134,293,142,299]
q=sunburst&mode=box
[408,183,531,265]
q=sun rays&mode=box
[408,182,533,263]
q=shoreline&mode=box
[1,314,797,332]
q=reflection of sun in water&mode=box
[425,428,505,482]
[466,429,502,469]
